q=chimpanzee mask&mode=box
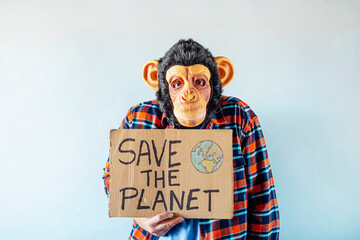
[143,39,234,128]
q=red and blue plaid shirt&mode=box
[103,96,280,239]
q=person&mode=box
[103,39,280,239]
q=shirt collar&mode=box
[161,113,174,129]
[209,107,227,128]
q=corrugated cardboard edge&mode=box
[108,129,234,219]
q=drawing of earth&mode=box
[190,140,224,174]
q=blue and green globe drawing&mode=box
[190,140,224,174]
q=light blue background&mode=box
[1,1,359,239]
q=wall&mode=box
[0,1,359,239]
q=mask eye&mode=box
[171,79,183,89]
[194,78,206,87]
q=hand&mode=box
[134,212,184,236]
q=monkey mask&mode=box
[143,39,234,128]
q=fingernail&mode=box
[179,218,184,222]
[169,213,174,217]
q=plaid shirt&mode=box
[103,96,280,240]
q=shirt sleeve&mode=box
[102,110,131,196]
[102,110,159,239]
[128,221,160,240]
[241,115,280,240]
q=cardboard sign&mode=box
[109,129,233,219]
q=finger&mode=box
[134,218,146,224]
[134,218,149,230]
[150,212,174,225]
[155,217,184,232]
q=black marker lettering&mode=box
[118,138,136,165]
[203,189,220,212]
[170,190,185,211]
[140,169,152,187]
[119,187,138,210]
[154,170,165,188]
[168,169,180,186]
[152,139,167,167]
[187,188,200,210]
[169,140,182,168]
[137,189,150,210]
[152,190,168,211]
[137,140,151,166]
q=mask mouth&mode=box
[175,111,206,121]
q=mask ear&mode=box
[215,57,234,87]
[143,60,159,91]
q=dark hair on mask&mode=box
[156,39,222,127]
